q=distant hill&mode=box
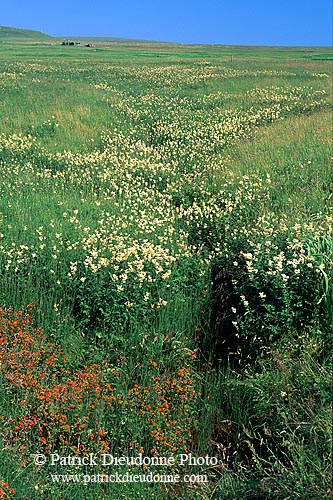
[0,26,165,45]
[0,26,53,41]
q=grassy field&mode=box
[0,41,332,500]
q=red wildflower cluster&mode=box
[0,307,201,465]
[128,360,200,456]
[0,307,112,457]
[0,481,15,500]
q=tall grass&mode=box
[0,43,332,499]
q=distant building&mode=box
[62,39,80,46]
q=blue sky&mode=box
[1,0,332,45]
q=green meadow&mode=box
[0,40,332,499]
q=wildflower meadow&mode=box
[0,42,332,499]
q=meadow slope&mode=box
[0,43,332,500]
